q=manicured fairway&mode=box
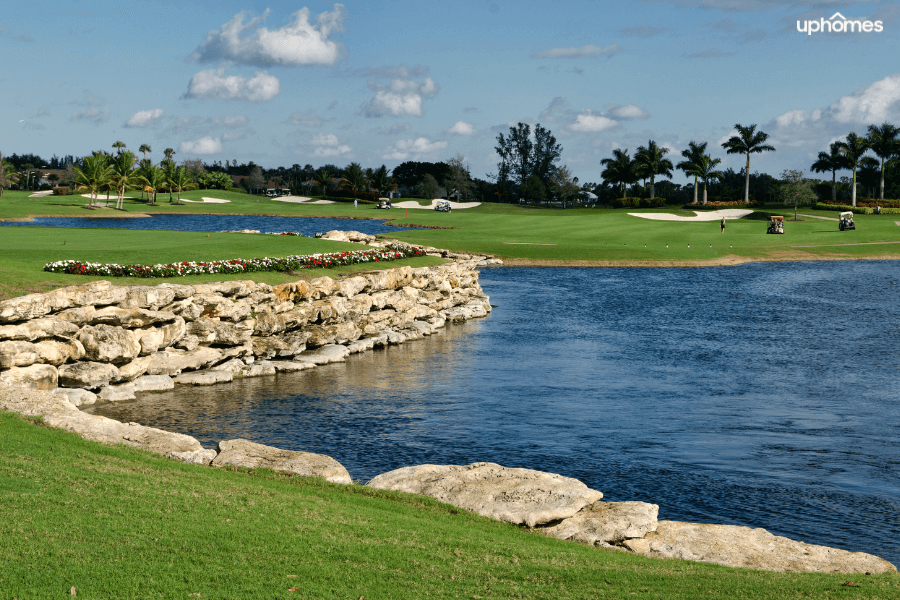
[2,412,896,600]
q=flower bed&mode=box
[44,243,426,278]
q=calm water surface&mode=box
[0,214,410,236]
[87,261,900,565]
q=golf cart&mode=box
[839,211,856,231]
[767,215,785,234]
[434,200,452,212]
[375,199,392,209]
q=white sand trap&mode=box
[179,197,232,204]
[272,195,335,205]
[629,208,754,221]
[393,199,481,210]
[29,190,55,198]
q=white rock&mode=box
[98,384,136,402]
[132,375,175,392]
[174,370,234,386]
[52,387,98,407]
[295,344,350,365]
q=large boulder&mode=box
[34,338,86,366]
[52,387,98,407]
[116,356,153,381]
[118,286,177,310]
[45,280,127,310]
[295,344,350,365]
[132,374,175,392]
[366,462,603,528]
[304,322,361,347]
[144,347,224,376]
[42,411,205,456]
[137,317,186,355]
[622,521,897,574]
[0,318,80,341]
[185,318,252,346]
[212,438,352,484]
[0,340,39,368]
[88,306,177,328]
[0,364,58,390]
[77,325,141,363]
[58,362,120,389]
[174,369,233,386]
[97,383,136,402]
[542,501,658,546]
[0,293,52,322]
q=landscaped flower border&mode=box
[44,243,427,278]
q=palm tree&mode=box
[836,132,870,207]
[109,151,141,210]
[314,169,332,196]
[865,122,899,201]
[676,141,708,204]
[371,165,393,198]
[141,164,166,206]
[112,141,126,156]
[695,154,724,206]
[721,123,776,203]
[633,140,673,200]
[169,166,190,205]
[73,153,112,207]
[601,148,636,199]
[341,162,367,200]
[810,142,846,203]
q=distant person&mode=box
[354,199,357,209]
[720,217,726,233]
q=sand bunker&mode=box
[28,191,55,198]
[180,198,231,204]
[629,209,753,221]
[393,199,482,210]
[271,196,335,205]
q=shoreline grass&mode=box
[2,410,896,599]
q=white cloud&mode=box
[360,77,440,118]
[446,120,476,135]
[125,108,164,128]
[568,112,618,132]
[189,5,346,67]
[183,69,281,102]
[605,104,650,120]
[179,136,225,154]
[210,114,249,127]
[70,107,109,124]
[381,137,448,161]
[531,44,623,59]
[285,109,324,127]
[304,132,352,157]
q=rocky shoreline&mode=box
[0,234,894,575]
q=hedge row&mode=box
[816,203,900,215]
[611,197,666,208]
[856,199,900,208]
[325,189,381,203]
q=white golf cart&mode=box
[434,200,452,212]
[767,215,785,234]
[839,211,856,231]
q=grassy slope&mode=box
[2,411,896,600]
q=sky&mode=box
[3,0,900,184]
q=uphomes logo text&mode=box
[797,12,883,35]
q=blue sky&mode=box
[4,0,900,183]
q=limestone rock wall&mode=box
[0,259,492,400]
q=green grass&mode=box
[2,411,896,599]
[0,227,443,301]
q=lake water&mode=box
[0,214,410,237]
[86,261,900,565]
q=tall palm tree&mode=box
[601,149,636,199]
[371,165,393,198]
[112,141,126,156]
[810,142,846,203]
[341,162,367,200]
[721,123,776,203]
[109,151,140,210]
[633,140,673,200]
[836,132,870,207]
[865,122,899,201]
[141,164,166,206]
[695,154,724,206]
[676,141,708,204]
[314,169,332,196]
[169,166,190,205]
[73,153,112,207]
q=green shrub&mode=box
[325,189,380,203]
[611,197,666,209]
[814,203,873,214]
[52,186,72,196]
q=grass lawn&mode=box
[4,190,899,265]
[2,411,896,600]
[0,226,443,301]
